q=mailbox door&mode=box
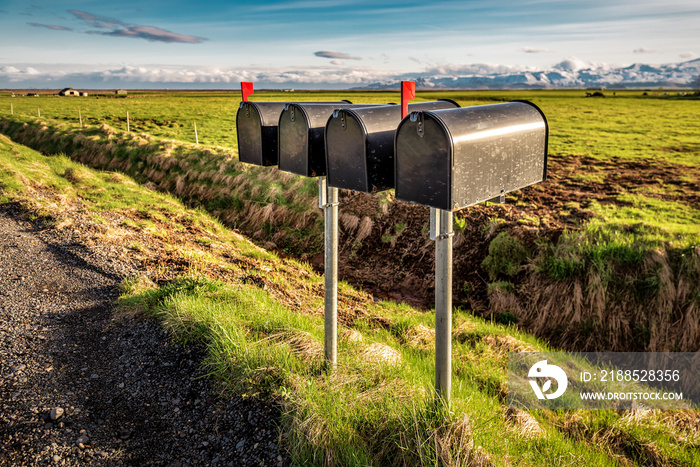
[395,113,453,210]
[237,102,287,166]
[325,107,371,191]
[278,104,311,175]
[326,100,459,193]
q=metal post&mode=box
[194,122,199,144]
[78,109,83,127]
[433,207,453,406]
[319,176,339,369]
[126,111,130,132]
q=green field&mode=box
[3,89,699,164]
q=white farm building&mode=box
[59,88,88,97]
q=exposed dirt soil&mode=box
[332,154,700,311]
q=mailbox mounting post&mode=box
[432,208,453,406]
[396,101,549,407]
[319,176,339,369]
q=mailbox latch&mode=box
[410,112,424,137]
[485,189,506,205]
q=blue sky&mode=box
[0,0,698,88]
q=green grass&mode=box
[482,232,529,279]
[4,133,700,465]
[118,275,617,466]
[536,193,700,284]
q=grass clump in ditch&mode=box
[481,232,529,279]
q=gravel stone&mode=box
[51,407,65,421]
[0,205,290,466]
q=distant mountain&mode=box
[360,59,700,90]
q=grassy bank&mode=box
[2,110,699,354]
[2,133,700,465]
[0,117,325,254]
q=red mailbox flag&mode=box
[401,81,415,119]
[241,82,254,102]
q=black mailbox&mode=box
[325,100,459,193]
[237,100,350,166]
[394,101,548,211]
[278,103,384,177]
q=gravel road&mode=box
[0,204,289,466]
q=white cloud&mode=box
[554,57,595,72]
[680,52,696,59]
[421,62,528,76]
[28,23,72,31]
[105,26,207,44]
[67,9,208,44]
[0,64,396,86]
[1,57,697,89]
[520,47,553,54]
[633,47,657,54]
[314,51,361,60]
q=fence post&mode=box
[127,111,130,132]
[194,122,199,144]
[79,109,83,128]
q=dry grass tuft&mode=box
[658,410,700,443]
[355,216,374,243]
[107,173,127,184]
[63,167,92,184]
[340,328,363,344]
[406,324,435,348]
[453,320,477,341]
[593,426,667,467]
[488,287,523,318]
[267,330,323,361]
[504,407,544,439]
[259,203,275,224]
[483,334,535,355]
[340,213,360,233]
[397,411,496,467]
[360,343,402,365]
[619,406,654,426]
